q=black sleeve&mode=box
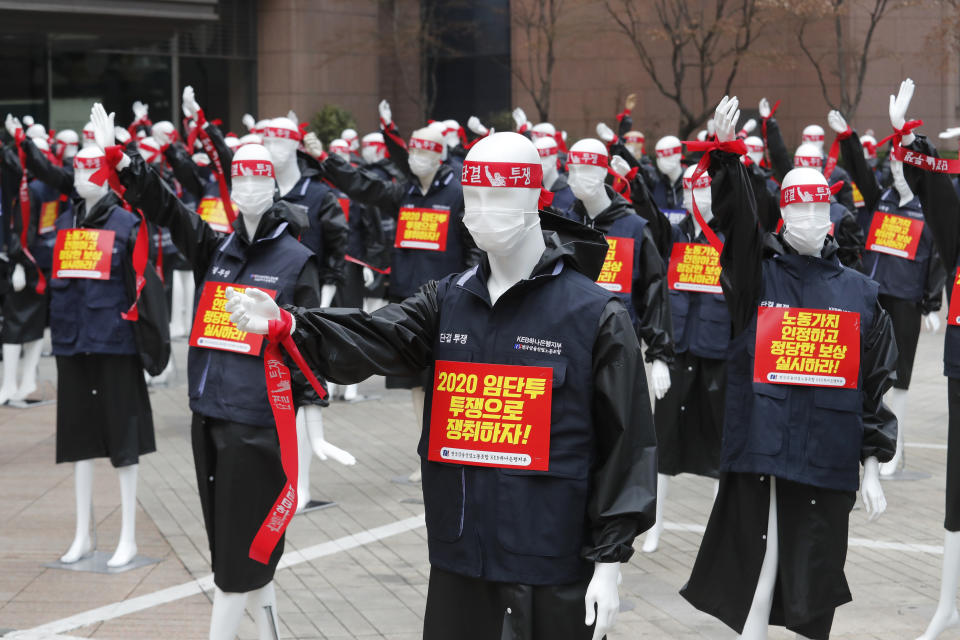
[839,132,881,214]
[635,228,673,363]
[764,118,793,184]
[318,192,348,286]
[629,172,673,261]
[860,301,898,463]
[1,146,22,219]
[381,120,411,181]
[835,210,865,270]
[608,139,640,171]
[712,150,764,336]
[291,258,326,406]
[203,122,234,190]
[922,248,946,315]
[903,134,960,275]
[321,155,404,213]
[829,166,856,213]
[22,138,73,196]
[584,299,657,563]
[163,143,204,203]
[616,111,633,138]
[118,153,222,280]
[748,164,782,233]
[287,280,440,384]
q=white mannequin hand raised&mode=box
[242,113,256,132]
[713,96,740,143]
[924,312,942,333]
[512,107,527,130]
[21,115,33,127]
[827,110,849,135]
[861,456,887,521]
[759,97,771,119]
[11,263,25,292]
[114,126,131,145]
[362,267,375,288]
[585,562,621,640]
[132,100,148,122]
[90,103,116,150]
[5,114,22,140]
[378,100,392,127]
[740,118,757,135]
[609,155,631,179]
[890,78,916,145]
[467,116,489,136]
[706,118,716,138]
[224,286,279,335]
[940,127,960,140]
[182,85,201,120]
[595,122,615,143]
[303,132,324,159]
[650,360,671,400]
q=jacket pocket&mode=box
[808,388,862,470]
[84,283,124,344]
[747,383,787,455]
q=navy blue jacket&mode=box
[547,173,576,217]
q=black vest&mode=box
[187,222,312,426]
[420,260,616,585]
[722,252,878,492]
[668,224,730,360]
[859,189,932,302]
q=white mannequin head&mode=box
[779,167,832,256]
[801,124,825,151]
[253,119,268,134]
[329,138,351,161]
[26,123,46,141]
[407,127,445,181]
[442,119,461,149]
[82,122,97,149]
[461,132,541,256]
[361,132,386,164]
[534,136,559,187]
[54,129,79,161]
[33,137,49,153]
[623,131,645,158]
[531,122,556,142]
[224,134,242,151]
[793,142,823,172]
[152,121,176,144]
[696,130,707,142]
[192,152,211,167]
[744,136,765,165]
[655,135,683,178]
[137,136,163,165]
[240,133,263,147]
[682,164,712,222]
[567,138,609,202]
[426,121,449,160]
[73,146,111,203]
[230,144,276,236]
[341,128,359,152]
[260,117,300,168]
[861,134,878,167]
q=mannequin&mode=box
[531,121,556,142]
[624,131,645,159]
[644,163,724,553]
[652,135,684,212]
[793,143,824,170]
[54,129,79,164]
[744,136,765,166]
[341,128,359,153]
[329,139,351,162]
[681,96,895,640]
[224,134,241,152]
[828,105,944,476]
[225,131,657,640]
[801,124,826,150]
[81,122,97,149]
[441,119,462,150]
[535,136,574,215]
[361,132,386,165]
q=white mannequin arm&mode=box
[940,127,960,140]
[90,104,116,150]
[467,116,489,136]
[924,312,942,333]
[650,359,671,400]
[827,110,849,135]
[706,118,716,138]
[5,114,22,139]
[595,122,615,143]
[182,86,201,120]
[224,287,280,335]
[303,132,324,159]
[320,284,336,308]
[286,109,299,125]
[132,100,148,122]
[739,118,757,136]
[758,98,771,119]
[861,456,887,521]
[512,107,528,131]
[609,155,631,179]
[242,113,256,132]
[889,78,916,146]
[584,561,621,640]
[21,115,33,127]
[11,263,25,292]
[378,100,392,127]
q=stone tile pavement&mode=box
[0,319,957,639]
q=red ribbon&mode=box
[760,99,781,168]
[878,119,923,148]
[408,137,444,154]
[538,188,555,210]
[121,207,150,321]
[190,110,238,228]
[249,309,328,564]
[345,254,391,274]
[15,134,47,295]
[680,139,748,254]
[893,145,960,174]
[823,127,852,180]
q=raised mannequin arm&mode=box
[321,154,405,213]
[903,134,960,270]
[315,191,348,288]
[831,112,881,214]
[763,116,792,183]
[20,137,73,196]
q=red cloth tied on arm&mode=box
[823,126,852,180]
[680,138,748,254]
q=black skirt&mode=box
[653,350,725,478]
[878,294,921,389]
[192,415,286,593]
[55,354,155,467]
[2,284,47,343]
[680,472,856,640]
[423,566,595,640]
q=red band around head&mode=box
[461,161,543,189]
[624,132,645,143]
[746,142,765,153]
[656,145,682,158]
[408,137,444,154]
[779,183,832,208]
[261,126,302,142]
[537,143,558,158]
[567,150,608,168]
[802,133,825,143]
[683,173,711,189]
[231,158,276,179]
[362,140,386,151]
[794,155,822,168]
[530,130,554,140]
[73,155,106,170]
[82,130,96,142]
[329,141,350,152]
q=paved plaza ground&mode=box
[0,317,958,639]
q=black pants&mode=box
[878,294,921,389]
[946,378,960,531]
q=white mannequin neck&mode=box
[542,165,559,190]
[580,186,612,219]
[83,192,108,219]
[486,225,545,305]
[417,167,439,195]
[664,164,682,183]
[242,213,263,241]
[274,156,302,197]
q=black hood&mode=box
[75,191,124,227]
[571,185,635,229]
[232,199,307,244]
[538,208,609,280]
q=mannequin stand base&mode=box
[8,397,55,409]
[296,500,336,515]
[44,551,159,574]
[879,469,931,481]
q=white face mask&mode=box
[462,208,536,256]
[362,146,380,165]
[540,155,558,179]
[683,187,713,222]
[263,138,296,167]
[657,154,681,177]
[625,143,644,159]
[568,167,605,201]
[782,206,831,256]
[408,151,440,179]
[74,167,109,201]
[231,177,275,216]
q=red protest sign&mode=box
[668,242,722,294]
[428,360,553,470]
[948,268,960,327]
[395,207,450,251]
[198,196,232,233]
[53,228,115,280]
[866,211,924,260]
[39,201,59,234]
[189,281,277,355]
[754,307,860,389]
[596,236,634,293]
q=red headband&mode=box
[683,173,711,189]
[329,141,350,151]
[231,158,276,179]
[530,130,554,140]
[567,150,608,168]
[537,143,558,158]
[746,142,764,153]
[461,161,543,189]
[794,155,822,168]
[862,141,878,158]
[656,145,682,158]
[261,126,301,142]
[82,129,96,142]
[409,137,444,154]
[779,182,842,208]
[362,140,386,150]
[73,155,106,170]
[802,133,825,143]
[624,133,645,143]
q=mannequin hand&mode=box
[861,456,887,521]
[90,103,116,151]
[596,122,615,143]
[609,155,631,178]
[5,114,22,141]
[585,562,621,640]
[512,107,527,130]
[114,126,131,145]
[301,404,358,466]
[224,286,280,335]
[706,118,716,137]
[561,130,568,142]
[889,78,915,132]
[940,127,960,140]
[303,132,324,159]
[713,96,740,143]
[11,263,25,292]
[320,283,336,308]
[21,115,33,127]
[827,110,849,135]
[242,113,256,132]
[378,99,392,126]
[759,97,771,119]
[924,312,942,332]
[132,100,148,122]
[182,85,201,120]
[625,93,637,112]
[650,359,671,400]
[286,109,298,125]
[741,118,757,134]
[362,267,375,287]
[467,116,489,136]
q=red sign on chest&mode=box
[395,207,450,251]
[866,211,924,260]
[189,281,277,355]
[53,228,115,280]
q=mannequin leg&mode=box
[363,297,387,313]
[170,270,193,338]
[739,478,778,640]
[11,338,42,400]
[296,409,313,512]
[408,387,426,483]
[249,581,280,640]
[209,588,248,640]
[327,383,341,400]
[0,343,22,404]
[107,464,139,567]
[916,530,960,639]
[60,460,95,563]
[343,383,359,401]
[642,474,670,552]
[880,388,909,475]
